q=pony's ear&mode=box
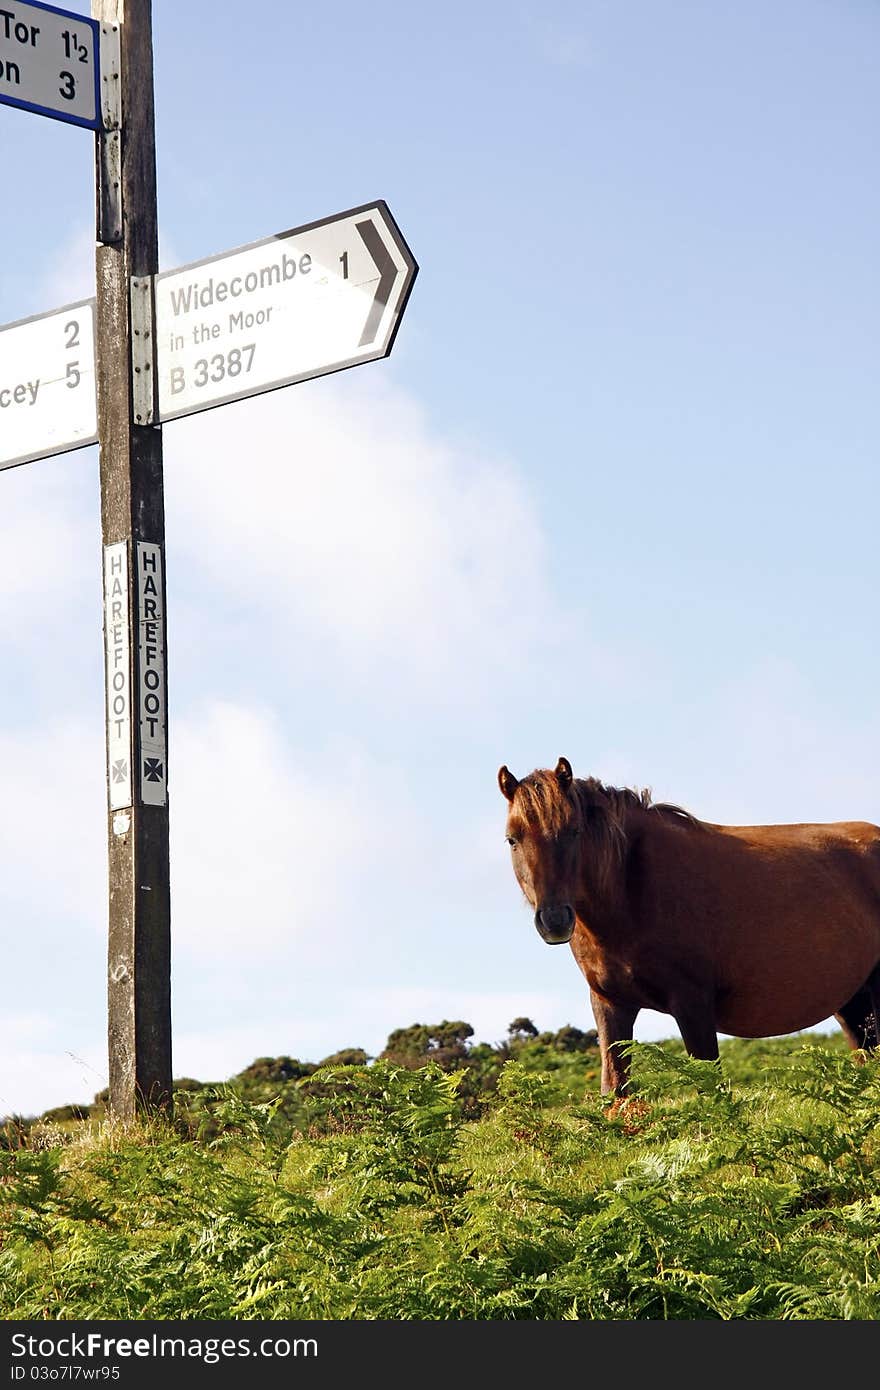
[498,765,519,801]
[555,757,573,787]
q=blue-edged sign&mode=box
[0,1,101,129]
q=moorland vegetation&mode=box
[2,1020,878,1319]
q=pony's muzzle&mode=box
[535,904,575,944]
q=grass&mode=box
[1,1031,878,1319]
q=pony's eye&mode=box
[506,835,517,847]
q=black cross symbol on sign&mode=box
[143,758,164,782]
[112,760,128,783]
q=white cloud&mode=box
[0,459,95,643]
[171,1021,303,1087]
[519,9,596,70]
[164,375,563,709]
[38,224,96,311]
[0,1015,106,1119]
[350,986,588,1049]
[537,28,594,69]
[0,718,105,925]
[170,987,591,1081]
[2,361,579,1113]
[35,222,184,312]
[1,287,678,1118]
[678,659,880,826]
[169,700,398,958]
[588,654,880,830]
[711,659,880,823]
[166,990,697,1081]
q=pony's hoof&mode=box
[605,1096,650,1133]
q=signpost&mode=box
[0,299,97,470]
[0,0,101,128]
[93,0,170,1121]
[0,0,417,1122]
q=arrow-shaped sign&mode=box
[154,200,418,423]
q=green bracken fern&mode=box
[0,1037,878,1319]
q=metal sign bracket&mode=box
[130,276,157,425]
[96,23,122,243]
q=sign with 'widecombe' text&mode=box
[154,200,418,422]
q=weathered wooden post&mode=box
[94,0,171,1119]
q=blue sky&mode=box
[1,1,878,1116]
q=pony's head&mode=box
[498,757,585,944]
[499,760,701,945]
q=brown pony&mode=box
[498,757,880,1095]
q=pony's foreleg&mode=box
[590,990,638,1095]
[673,998,720,1066]
[837,963,880,1053]
[869,965,880,1052]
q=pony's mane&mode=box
[511,771,703,834]
[578,777,704,830]
[510,771,705,893]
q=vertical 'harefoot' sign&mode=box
[0,299,97,471]
[102,542,168,813]
[103,542,132,812]
[137,543,167,808]
[154,200,417,422]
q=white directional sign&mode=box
[154,200,418,422]
[0,299,97,471]
[0,1,101,129]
